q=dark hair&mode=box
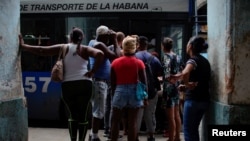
[189,36,208,54]
[70,27,84,44]
[162,37,173,50]
[139,36,148,43]
[116,31,125,42]
[139,36,148,48]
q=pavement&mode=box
[28,128,185,141]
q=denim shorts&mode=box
[91,80,108,119]
[112,84,143,109]
[166,96,180,108]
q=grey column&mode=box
[202,0,250,141]
[0,0,28,140]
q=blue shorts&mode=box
[112,84,143,109]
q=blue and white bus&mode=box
[20,0,191,121]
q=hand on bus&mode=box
[19,34,25,47]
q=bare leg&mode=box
[111,107,122,141]
[174,104,182,141]
[127,108,140,141]
[166,107,175,141]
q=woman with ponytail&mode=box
[169,36,211,141]
[19,27,104,141]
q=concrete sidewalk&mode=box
[28,128,184,141]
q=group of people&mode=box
[19,25,211,141]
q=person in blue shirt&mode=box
[88,25,121,141]
[135,36,163,141]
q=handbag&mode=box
[136,81,147,101]
[136,60,148,101]
[51,45,68,82]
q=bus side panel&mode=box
[22,72,62,120]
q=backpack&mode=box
[144,55,157,99]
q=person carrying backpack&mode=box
[135,36,163,141]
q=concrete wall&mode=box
[0,0,28,140]
[208,0,250,105]
[201,0,250,140]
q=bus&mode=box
[20,0,191,121]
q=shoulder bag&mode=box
[51,45,68,82]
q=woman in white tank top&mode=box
[19,27,104,141]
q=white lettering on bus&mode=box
[23,76,51,93]
[24,77,36,93]
[112,3,148,10]
[20,0,189,13]
[29,3,85,11]
[21,3,149,12]
[39,77,51,93]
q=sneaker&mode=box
[147,137,155,141]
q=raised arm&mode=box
[171,63,197,91]
[83,46,104,77]
[109,30,122,58]
[19,34,63,56]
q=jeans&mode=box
[112,84,143,109]
[183,99,209,141]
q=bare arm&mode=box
[173,63,198,91]
[181,63,193,85]
[109,30,122,58]
[138,68,147,90]
[19,34,63,56]
[110,67,116,96]
[139,67,149,104]
[83,46,104,77]
[94,42,120,61]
